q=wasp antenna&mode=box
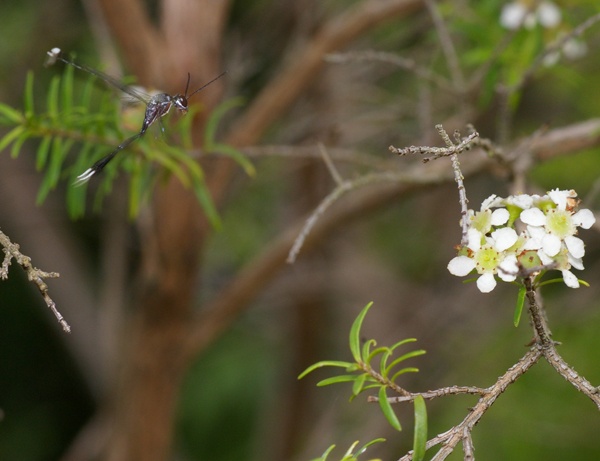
[184,72,191,97]
[187,71,227,99]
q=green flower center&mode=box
[471,210,492,234]
[545,209,574,238]
[475,246,500,273]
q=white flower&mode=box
[500,1,561,30]
[500,2,528,30]
[448,188,594,292]
[537,2,561,28]
[448,230,519,293]
[563,39,587,60]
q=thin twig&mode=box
[424,0,465,92]
[380,385,487,403]
[462,431,475,461]
[391,124,478,246]
[325,50,453,91]
[525,277,600,409]
[287,171,406,264]
[397,347,542,461]
[318,142,344,186]
[389,129,479,161]
[0,229,70,333]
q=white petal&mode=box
[537,2,561,28]
[525,225,546,248]
[537,249,554,266]
[568,254,584,271]
[481,194,501,210]
[572,209,596,229]
[498,255,518,282]
[500,3,527,29]
[510,194,534,209]
[448,256,476,276]
[467,228,483,251]
[521,208,546,226]
[492,227,518,251]
[477,273,497,293]
[542,234,561,257]
[491,208,509,225]
[561,270,579,288]
[564,235,585,259]
[548,189,571,210]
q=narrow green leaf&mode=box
[203,96,245,150]
[298,360,354,379]
[390,367,419,383]
[350,302,374,363]
[128,159,143,219]
[385,350,426,377]
[513,284,526,327]
[173,146,205,181]
[151,148,191,187]
[0,103,23,124]
[380,349,392,376]
[24,71,35,117]
[211,143,255,177]
[66,142,95,218]
[10,131,29,159]
[362,383,383,392]
[36,135,53,170]
[61,63,74,115]
[343,441,359,458]
[37,137,70,204]
[355,439,386,456]
[311,444,335,461]
[0,125,25,153]
[412,395,428,461]
[366,346,389,364]
[47,76,61,120]
[66,177,87,219]
[191,175,221,229]
[317,375,357,387]
[352,373,368,396]
[361,339,377,364]
[378,387,401,431]
[389,338,418,351]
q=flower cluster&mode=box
[448,189,596,293]
[499,1,587,64]
[500,1,561,30]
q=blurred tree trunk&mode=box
[97,1,228,460]
[78,1,423,460]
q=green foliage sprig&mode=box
[310,439,385,461]
[0,64,246,224]
[299,302,428,459]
